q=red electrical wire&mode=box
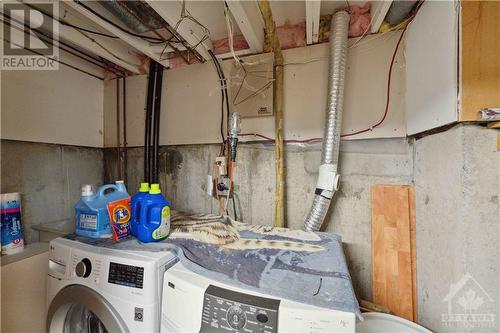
[238,3,422,142]
[340,24,407,137]
[238,133,322,143]
[240,29,405,142]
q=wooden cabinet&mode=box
[405,1,499,134]
[460,1,500,121]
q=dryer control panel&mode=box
[200,285,279,333]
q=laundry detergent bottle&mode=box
[75,181,129,238]
[130,182,150,237]
[137,184,171,243]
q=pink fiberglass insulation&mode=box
[348,2,371,37]
[165,3,371,69]
[276,21,307,49]
[213,34,250,55]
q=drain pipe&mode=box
[303,11,350,232]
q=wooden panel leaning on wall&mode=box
[371,185,417,321]
[460,1,500,121]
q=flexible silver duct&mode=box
[303,11,350,232]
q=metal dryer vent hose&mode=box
[303,11,350,232]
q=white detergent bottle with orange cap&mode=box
[136,184,171,243]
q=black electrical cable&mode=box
[23,2,120,39]
[209,52,226,147]
[73,0,166,43]
[152,63,164,184]
[144,61,157,183]
[3,37,103,80]
[2,13,125,76]
[208,50,231,153]
[232,196,238,221]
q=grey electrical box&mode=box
[228,52,274,118]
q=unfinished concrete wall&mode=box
[104,137,413,301]
[413,125,499,332]
[1,140,103,243]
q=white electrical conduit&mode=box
[303,11,350,232]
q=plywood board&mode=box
[408,186,417,321]
[371,185,416,321]
[460,1,500,121]
[405,1,459,135]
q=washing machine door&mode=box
[47,285,129,333]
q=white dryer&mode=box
[161,261,357,333]
[46,237,178,333]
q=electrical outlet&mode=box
[215,156,227,176]
[215,175,231,197]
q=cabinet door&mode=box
[460,1,500,121]
[405,1,459,135]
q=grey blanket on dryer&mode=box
[67,212,361,319]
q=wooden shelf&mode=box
[0,242,49,267]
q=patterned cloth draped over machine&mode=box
[68,211,361,319]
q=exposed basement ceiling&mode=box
[2,0,405,76]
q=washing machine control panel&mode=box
[200,285,279,333]
[108,262,144,289]
[75,258,92,278]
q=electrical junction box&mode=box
[228,52,274,118]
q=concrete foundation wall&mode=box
[105,124,499,331]
[414,125,499,332]
[1,140,103,243]
[105,137,414,301]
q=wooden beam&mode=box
[144,0,213,61]
[65,1,169,67]
[7,1,142,73]
[305,0,321,44]
[215,48,253,60]
[57,23,142,74]
[258,0,285,228]
[370,1,393,33]
[226,1,264,53]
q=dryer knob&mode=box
[75,258,92,278]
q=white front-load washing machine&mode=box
[46,237,178,333]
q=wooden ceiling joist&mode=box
[305,0,321,44]
[6,0,142,73]
[225,1,265,53]
[65,1,169,68]
[144,0,213,61]
[370,1,393,33]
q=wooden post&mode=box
[258,0,285,228]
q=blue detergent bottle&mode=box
[130,182,150,237]
[137,184,171,243]
[75,181,130,238]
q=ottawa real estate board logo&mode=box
[1,1,59,70]
[442,273,496,331]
